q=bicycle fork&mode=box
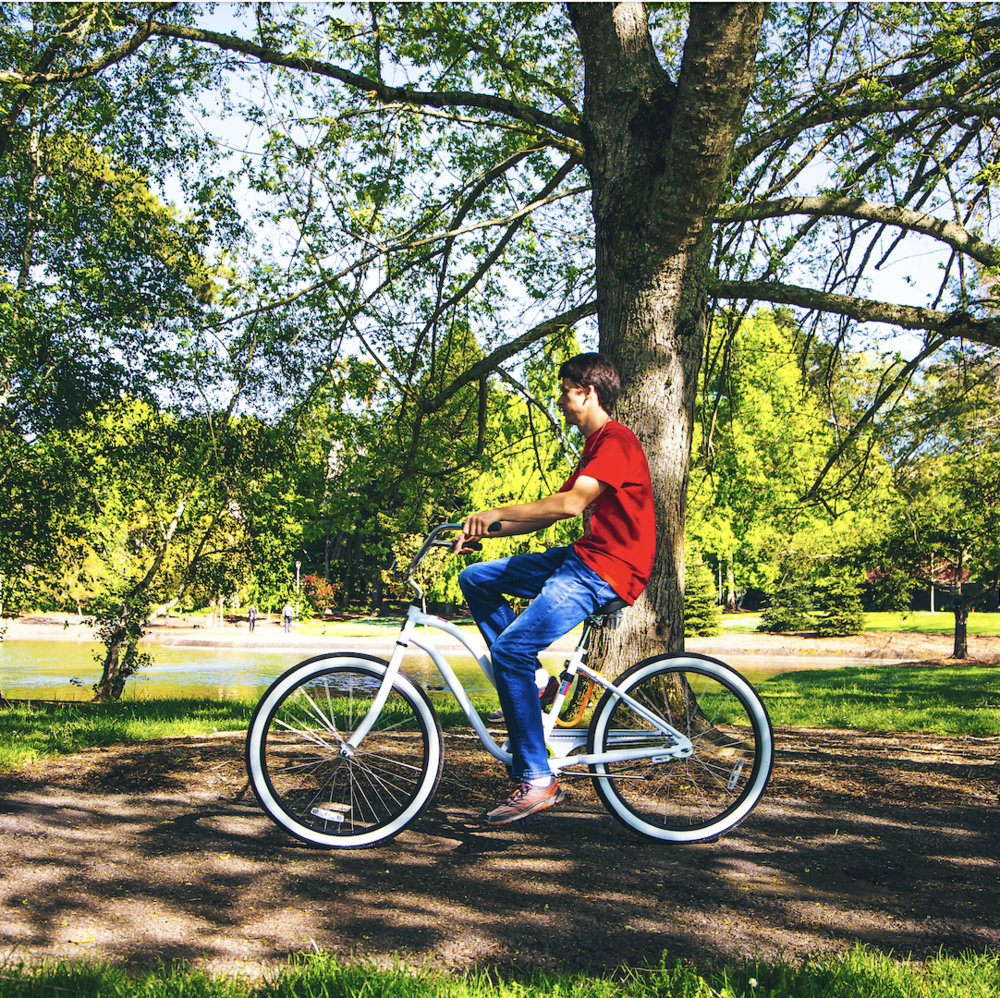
[337,608,423,757]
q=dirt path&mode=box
[1,722,997,977]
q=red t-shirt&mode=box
[559,420,655,604]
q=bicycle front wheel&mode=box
[587,654,773,843]
[246,653,443,848]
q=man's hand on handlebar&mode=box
[453,511,502,554]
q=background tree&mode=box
[863,350,1000,657]
[14,401,306,698]
[758,580,816,635]
[0,1,250,663]
[6,3,1000,676]
[812,571,866,638]
[0,3,237,439]
[689,310,843,605]
[683,550,722,638]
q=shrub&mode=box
[814,572,866,636]
[758,582,814,632]
[301,574,341,613]
[867,566,918,611]
[685,552,721,637]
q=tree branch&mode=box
[736,97,1000,172]
[809,336,948,503]
[147,20,584,145]
[713,280,1000,348]
[0,6,172,87]
[714,196,1000,269]
[464,39,580,115]
[220,181,587,327]
[417,301,598,415]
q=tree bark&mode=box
[725,560,738,613]
[952,603,969,660]
[569,2,764,671]
[92,497,187,701]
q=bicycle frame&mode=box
[341,524,694,774]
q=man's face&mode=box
[557,379,590,425]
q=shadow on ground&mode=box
[0,727,997,976]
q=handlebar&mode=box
[399,521,500,599]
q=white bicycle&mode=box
[246,524,773,848]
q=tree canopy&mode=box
[4,2,1000,675]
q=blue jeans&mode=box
[458,546,619,781]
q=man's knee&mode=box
[457,565,474,594]
[458,562,485,597]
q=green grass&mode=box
[0,693,507,771]
[0,947,997,998]
[0,699,255,770]
[862,611,1000,636]
[758,662,1000,735]
[718,610,1000,636]
[3,659,999,771]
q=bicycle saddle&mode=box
[593,597,628,616]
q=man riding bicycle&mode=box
[456,353,655,826]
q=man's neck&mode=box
[579,410,611,439]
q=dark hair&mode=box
[558,353,620,413]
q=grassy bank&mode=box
[2,947,998,998]
[0,699,255,770]
[716,610,1000,635]
[758,662,1000,736]
[2,661,997,771]
[0,692,498,770]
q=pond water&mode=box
[0,638,879,702]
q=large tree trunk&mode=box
[569,3,764,672]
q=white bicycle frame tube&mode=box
[409,623,512,766]
[543,660,693,771]
[343,602,693,769]
[342,602,512,764]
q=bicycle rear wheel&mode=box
[587,653,772,843]
[246,653,443,848]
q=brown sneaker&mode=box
[486,676,559,725]
[485,780,565,826]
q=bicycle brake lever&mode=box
[430,538,482,552]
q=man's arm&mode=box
[454,475,607,552]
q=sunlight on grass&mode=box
[863,611,1000,636]
[0,699,254,770]
[715,610,1000,636]
[0,946,997,998]
[758,663,1000,736]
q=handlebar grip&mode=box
[488,521,502,533]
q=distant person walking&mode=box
[247,604,258,633]
[282,602,295,634]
